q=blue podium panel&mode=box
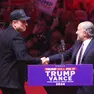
[28,64,93,86]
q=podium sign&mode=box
[28,64,93,86]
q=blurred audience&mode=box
[1,0,94,59]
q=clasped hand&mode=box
[41,57,49,64]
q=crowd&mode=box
[0,0,94,71]
[0,0,94,94]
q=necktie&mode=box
[78,44,84,64]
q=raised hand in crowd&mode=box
[50,17,59,30]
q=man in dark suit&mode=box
[0,9,45,94]
[43,21,94,94]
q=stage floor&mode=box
[0,82,47,94]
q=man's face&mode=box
[76,24,86,41]
[13,20,28,32]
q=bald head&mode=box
[78,21,94,37]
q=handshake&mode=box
[41,57,49,64]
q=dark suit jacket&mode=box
[49,39,94,66]
[0,25,41,89]
[49,39,94,94]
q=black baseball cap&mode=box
[10,9,30,21]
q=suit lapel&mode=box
[73,45,81,57]
[82,38,94,60]
[72,41,82,62]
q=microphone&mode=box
[60,39,65,52]
[60,39,65,64]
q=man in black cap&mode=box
[0,9,45,94]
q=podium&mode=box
[28,64,93,86]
